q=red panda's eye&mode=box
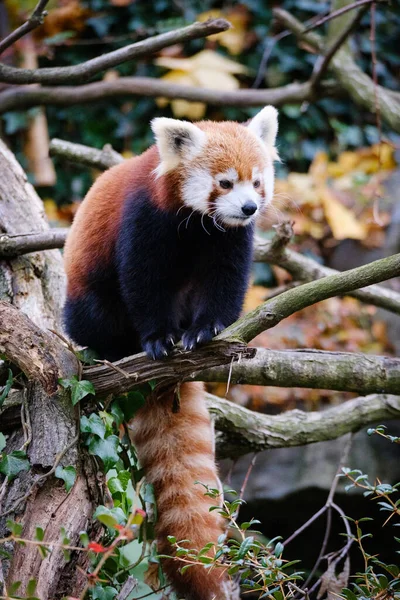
[219,180,233,190]
[253,180,261,189]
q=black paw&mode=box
[182,321,224,351]
[142,331,181,360]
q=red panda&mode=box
[63,106,279,600]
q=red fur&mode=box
[129,383,233,600]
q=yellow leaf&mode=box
[155,70,206,118]
[198,7,251,55]
[155,49,248,75]
[193,67,239,90]
[320,187,367,240]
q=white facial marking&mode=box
[214,180,262,227]
[215,168,238,183]
[182,168,213,212]
[264,161,275,205]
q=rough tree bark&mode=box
[0,140,99,599]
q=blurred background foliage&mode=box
[1,0,400,205]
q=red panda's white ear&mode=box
[248,106,279,149]
[151,117,206,177]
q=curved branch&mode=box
[196,348,400,395]
[219,253,400,343]
[0,19,230,85]
[208,392,400,459]
[0,78,341,114]
[254,238,400,316]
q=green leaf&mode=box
[0,450,30,480]
[26,578,37,597]
[274,541,284,557]
[80,414,106,439]
[0,368,13,408]
[0,432,6,452]
[88,435,119,470]
[93,505,126,528]
[92,585,118,600]
[79,531,89,547]
[8,581,22,596]
[55,465,76,492]
[59,376,95,406]
[114,391,146,421]
[6,519,23,536]
[35,527,45,542]
[237,536,254,559]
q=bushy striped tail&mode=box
[129,382,237,600]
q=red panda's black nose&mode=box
[241,201,257,216]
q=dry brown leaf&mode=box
[320,187,367,240]
[198,6,251,55]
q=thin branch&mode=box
[218,253,400,343]
[0,77,341,114]
[0,0,49,56]
[0,19,230,85]
[310,5,369,88]
[194,348,400,396]
[303,0,387,33]
[273,7,400,133]
[49,139,124,170]
[207,392,400,459]
[0,229,69,258]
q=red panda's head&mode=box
[151,106,279,227]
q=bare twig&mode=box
[303,0,387,33]
[49,139,124,170]
[0,20,230,85]
[310,5,369,88]
[0,0,49,56]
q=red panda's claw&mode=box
[182,321,224,352]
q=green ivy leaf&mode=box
[88,435,119,470]
[26,578,37,597]
[34,527,44,542]
[0,450,30,481]
[80,414,106,439]
[55,465,76,493]
[6,519,23,536]
[114,391,146,422]
[79,531,89,547]
[59,376,95,406]
[0,368,13,408]
[0,432,6,452]
[91,584,118,600]
[93,505,126,528]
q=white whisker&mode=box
[201,213,211,235]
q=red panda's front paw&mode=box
[182,321,224,351]
[142,332,180,360]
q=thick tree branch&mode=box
[272,7,400,133]
[0,301,77,394]
[0,19,230,85]
[219,253,400,343]
[0,0,49,56]
[196,348,400,395]
[208,392,400,459]
[0,78,341,114]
